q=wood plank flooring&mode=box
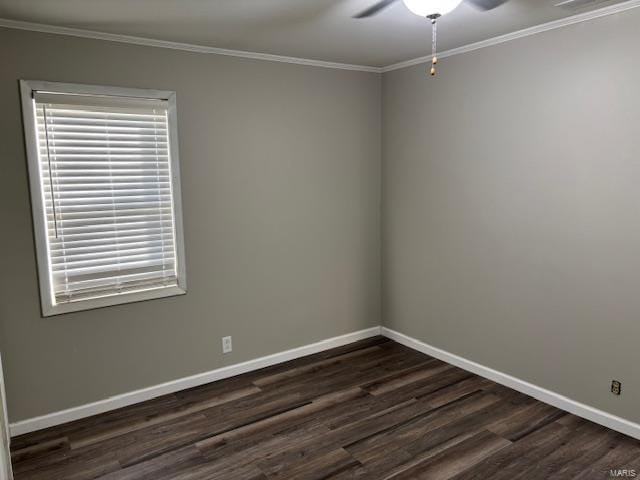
[11,337,640,479]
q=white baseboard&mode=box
[12,324,640,442]
[381,327,640,441]
[9,326,381,437]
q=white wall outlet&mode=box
[222,336,233,354]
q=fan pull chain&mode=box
[429,15,439,77]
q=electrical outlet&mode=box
[611,380,622,396]
[222,336,232,354]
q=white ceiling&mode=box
[0,0,632,67]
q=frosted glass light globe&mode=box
[402,0,464,16]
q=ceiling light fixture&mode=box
[402,0,464,76]
[354,0,509,78]
[402,0,464,17]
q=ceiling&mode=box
[0,0,631,67]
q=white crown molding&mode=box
[382,0,640,72]
[9,326,382,437]
[1,0,640,74]
[381,327,640,441]
[0,18,382,73]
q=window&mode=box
[20,80,186,316]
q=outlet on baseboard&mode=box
[222,336,233,354]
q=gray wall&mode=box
[382,9,640,423]
[3,6,640,428]
[0,27,381,422]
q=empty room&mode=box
[1,0,640,478]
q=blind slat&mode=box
[52,251,174,269]
[46,227,174,242]
[49,233,174,249]
[53,258,175,276]
[51,244,174,260]
[44,202,173,212]
[56,272,178,302]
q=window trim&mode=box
[20,80,187,316]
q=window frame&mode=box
[20,80,187,316]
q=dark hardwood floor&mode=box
[11,337,640,479]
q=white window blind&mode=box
[22,82,186,315]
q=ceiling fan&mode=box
[355,0,510,76]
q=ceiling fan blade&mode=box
[353,0,399,18]
[465,0,509,10]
